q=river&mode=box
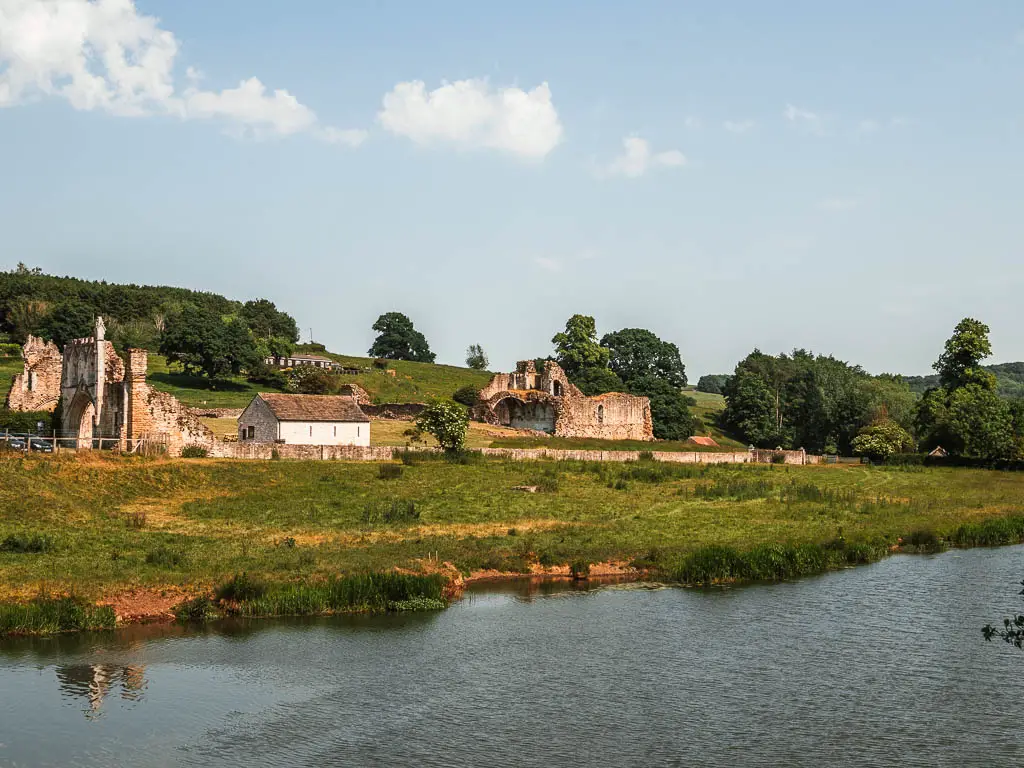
[1,546,1022,767]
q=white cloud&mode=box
[817,197,859,212]
[317,126,369,147]
[377,78,563,159]
[598,136,686,179]
[0,0,362,143]
[784,103,824,134]
[723,119,754,134]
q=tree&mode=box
[552,315,609,376]
[368,312,435,363]
[452,385,480,406]
[240,299,300,343]
[600,328,687,389]
[465,344,488,370]
[293,367,335,395]
[159,306,260,380]
[946,384,1016,460]
[851,421,916,460]
[39,300,96,349]
[934,317,996,392]
[414,399,468,451]
[696,374,730,395]
[572,366,624,396]
[722,367,779,447]
[627,375,697,440]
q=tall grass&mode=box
[0,532,55,553]
[362,499,420,524]
[0,596,115,636]
[950,515,1024,547]
[230,572,447,617]
[693,478,777,501]
[661,540,886,586]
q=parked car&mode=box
[29,438,54,453]
[3,437,28,451]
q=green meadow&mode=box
[1,453,1022,609]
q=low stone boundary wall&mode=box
[361,403,426,420]
[204,443,819,465]
[189,407,244,419]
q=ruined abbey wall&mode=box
[6,336,62,412]
[555,392,654,441]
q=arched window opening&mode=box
[553,381,562,397]
[597,404,605,424]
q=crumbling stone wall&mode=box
[6,336,62,412]
[123,349,212,455]
[474,360,653,441]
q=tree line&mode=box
[718,318,1024,460]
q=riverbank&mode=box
[2,453,1024,634]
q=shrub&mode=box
[145,545,185,567]
[452,385,481,406]
[901,529,946,554]
[0,342,22,357]
[530,469,560,493]
[415,400,469,452]
[771,452,787,464]
[180,445,209,459]
[362,499,419,524]
[271,448,281,461]
[378,463,404,480]
[0,533,55,554]
[637,451,655,462]
[570,559,591,580]
[399,448,418,466]
[174,595,219,623]
[215,572,268,602]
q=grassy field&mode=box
[1,454,1022,607]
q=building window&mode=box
[333,426,337,437]
[597,405,604,424]
[357,426,361,437]
[553,381,562,397]
[244,426,255,440]
[27,371,35,391]
[309,425,313,437]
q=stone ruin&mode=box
[472,360,653,441]
[5,317,210,455]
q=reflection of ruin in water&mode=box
[55,664,147,716]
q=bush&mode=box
[145,545,185,567]
[180,445,209,458]
[570,559,591,580]
[174,595,219,623]
[0,409,53,434]
[452,385,481,406]
[378,463,404,480]
[399,448,418,466]
[0,342,22,357]
[362,499,419,524]
[246,365,290,390]
[215,572,269,603]
[0,533,55,554]
[901,529,946,554]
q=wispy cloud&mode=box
[0,0,363,144]
[377,78,563,159]
[597,136,686,179]
[723,119,755,134]
[784,103,824,134]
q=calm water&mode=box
[1,546,1022,767]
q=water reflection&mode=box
[55,663,148,717]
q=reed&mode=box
[949,514,1024,548]
[0,596,115,636]
[229,572,447,617]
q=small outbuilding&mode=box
[238,393,370,446]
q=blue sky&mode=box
[1,1,1022,378]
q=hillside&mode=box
[146,350,494,409]
[903,362,1024,399]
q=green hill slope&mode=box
[903,363,1024,399]
[146,349,493,409]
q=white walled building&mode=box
[238,393,370,447]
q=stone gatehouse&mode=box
[472,360,653,441]
[6,317,209,454]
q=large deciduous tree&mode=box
[600,328,687,389]
[626,375,698,440]
[552,315,609,376]
[916,318,1017,459]
[159,306,260,381]
[368,312,436,363]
